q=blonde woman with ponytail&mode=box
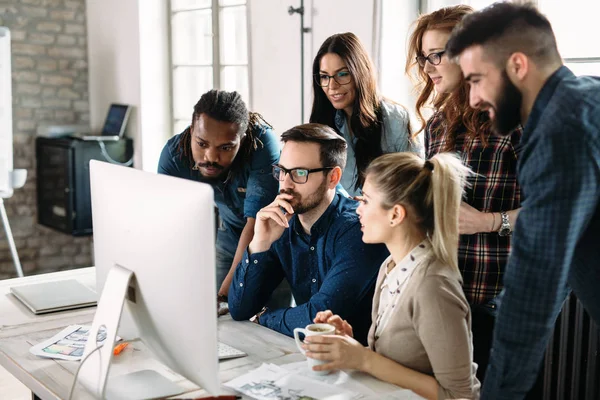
[303,152,480,400]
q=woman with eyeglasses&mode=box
[310,32,422,197]
[406,5,523,387]
[304,152,480,400]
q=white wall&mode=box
[86,0,170,172]
[379,0,420,129]
[138,1,171,172]
[249,0,375,134]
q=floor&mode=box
[0,365,29,400]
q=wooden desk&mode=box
[0,269,417,399]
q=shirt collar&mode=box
[290,192,346,237]
[334,110,346,130]
[381,239,431,292]
[523,66,574,141]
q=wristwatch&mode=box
[498,211,512,236]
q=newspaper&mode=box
[225,363,362,400]
[29,325,117,361]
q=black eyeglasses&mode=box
[314,71,352,87]
[416,50,446,67]
[272,165,334,184]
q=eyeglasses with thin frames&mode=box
[416,50,446,68]
[272,165,334,184]
[314,70,352,87]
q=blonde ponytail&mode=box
[366,152,471,272]
[427,153,471,271]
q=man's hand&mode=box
[248,193,295,254]
[217,294,229,316]
[459,202,495,235]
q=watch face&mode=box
[499,227,511,236]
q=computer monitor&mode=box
[78,160,219,399]
[101,103,131,137]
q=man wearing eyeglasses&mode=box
[228,123,389,345]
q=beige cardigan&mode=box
[367,255,481,399]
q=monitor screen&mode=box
[101,104,130,136]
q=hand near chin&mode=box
[249,193,295,253]
[314,310,354,337]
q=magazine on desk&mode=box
[29,325,119,361]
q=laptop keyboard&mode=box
[218,342,246,360]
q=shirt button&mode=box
[253,260,258,264]
[239,282,244,287]
[312,278,316,283]
[245,259,249,264]
[310,246,315,251]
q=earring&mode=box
[390,220,394,226]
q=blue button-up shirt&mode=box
[335,100,424,197]
[228,193,389,345]
[482,66,600,399]
[157,125,280,253]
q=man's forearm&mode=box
[219,218,255,297]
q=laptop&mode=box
[76,103,132,141]
[10,279,98,314]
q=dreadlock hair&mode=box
[177,89,272,181]
[310,32,386,192]
[406,5,490,152]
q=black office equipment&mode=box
[35,136,134,236]
[543,293,599,400]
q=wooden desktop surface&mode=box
[0,268,416,399]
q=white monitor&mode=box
[79,160,218,399]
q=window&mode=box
[426,1,599,76]
[537,0,600,77]
[170,0,250,135]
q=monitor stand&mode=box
[78,264,185,399]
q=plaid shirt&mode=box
[425,113,522,305]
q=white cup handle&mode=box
[293,328,308,355]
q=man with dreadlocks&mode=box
[158,90,280,311]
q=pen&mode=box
[113,342,128,355]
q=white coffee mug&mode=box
[293,323,335,375]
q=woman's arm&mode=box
[459,202,521,235]
[304,336,439,400]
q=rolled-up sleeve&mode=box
[228,247,285,321]
[157,142,180,175]
[243,127,280,219]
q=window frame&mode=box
[168,0,251,135]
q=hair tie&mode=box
[424,160,434,173]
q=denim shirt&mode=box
[228,193,389,345]
[335,100,423,196]
[157,125,280,253]
[482,66,600,399]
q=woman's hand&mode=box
[302,334,369,372]
[459,202,495,234]
[314,310,354,337]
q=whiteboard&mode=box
[0,27,13,197]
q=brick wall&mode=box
[0,0,92,279]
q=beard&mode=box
[280,179,328,215]
[490,70,523,136]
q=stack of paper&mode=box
[225,363,363,400]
